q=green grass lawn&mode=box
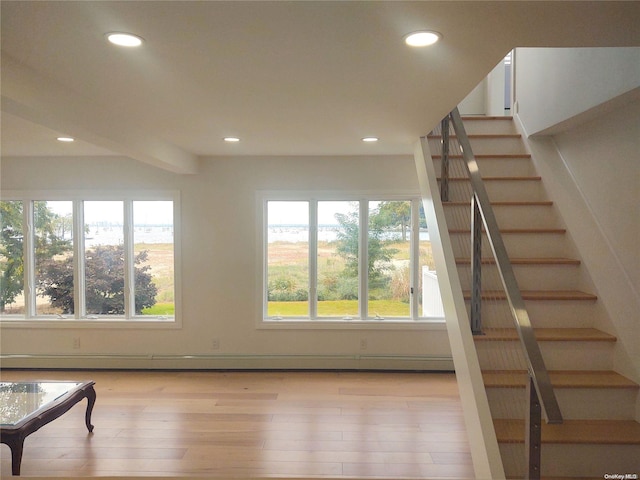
[141,302,175,316]
[268,299,410,318]
[136,239,432,319]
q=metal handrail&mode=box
[441,108,563,479]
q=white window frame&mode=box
[0,190,181,329]
[257,191,445,329]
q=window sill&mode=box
[258,317,446,330]
[0,316,180,329]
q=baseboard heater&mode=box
[0,354,454,371]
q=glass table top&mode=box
[0,381,83,426]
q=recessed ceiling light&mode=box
[106,32,144,47]
[57,137,75,142]
[404,31,441,47]
[362,137,379,143]
[224,137,240,143]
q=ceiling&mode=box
[2,1,639,174]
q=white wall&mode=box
[485,57,507,117]
[553,100,640,296]
[513,47,640,412]
[515,47,640,135]
[459,56,507,117]
[0,154,452,370]
[459,79,487,116]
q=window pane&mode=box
[317,201,359,317]
[84,201,124,315]
[133,201,173,316]
[34,201,74,315]
[0,201,24,314]
[267,201,309,318]
[418,205,441,317]
[367,201,411,318]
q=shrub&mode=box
[390,265,411,302]
[39,244,157,314]
[268,278,308,301]
[336,276,358,300]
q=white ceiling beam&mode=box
[1,54,199,174]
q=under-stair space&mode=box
[428,116,640,478]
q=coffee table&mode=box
[0,380,96,476]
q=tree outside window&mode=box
[265,197,436,320]
[0,198,175,319]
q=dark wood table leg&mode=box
[9,434,25,476]
[84,385,96,433]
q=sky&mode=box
[268,200,360,226]
[45,200,173,225]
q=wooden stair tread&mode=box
[456,257,580,266]
[432,154,531,159]
[462,290,597,301]
[482,370,638,389]
[450,227,566,234]
[460,116,514,120]
[445,200,554,206]
[494,419,640,444]
[437,176,541,181]
[474,327,615,342]
[428,133,522,139]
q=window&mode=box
[262,194,440,322]
[266,201,309,318]
[317,201,359,318]
[0,193,177,322]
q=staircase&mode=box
[428,116,640,478]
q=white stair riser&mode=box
[445,205,562,229]
[451,233,572,258]
[540,341,614,370]
[433,157,537,177]
[469,138,528,156]
[475,340,614,370]
[527,300,608,328]
[466,300,608,329]
[428,137,527,155]
[439,181,548,202]
[456,264,581,291]
[448,119,518,135]
[499,443,640,478]
[486,387,638,420]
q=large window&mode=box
[263,195,440,322]
[0,194,177,322]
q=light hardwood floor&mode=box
[0,370,474,479]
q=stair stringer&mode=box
[414,137,506,480]
[514,114,640,422]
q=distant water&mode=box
[84,225,173,247]
[268,226,429,243]
[269,226,339,242]
[82,225,429,246]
